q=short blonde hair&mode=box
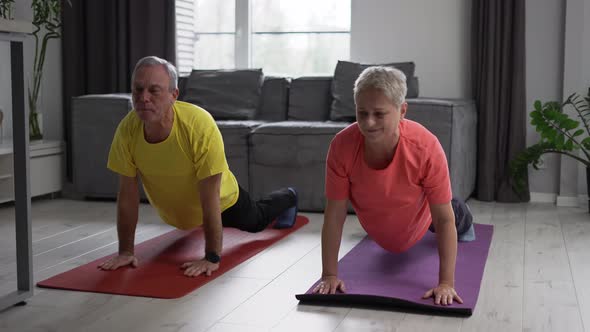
[354,66,407,106]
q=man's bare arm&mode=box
[180,173,223,277]
[98,175,140,270]
[117,175,140,254]
[199,173,223,256]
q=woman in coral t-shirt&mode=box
[314,66,474,306]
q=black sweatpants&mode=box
[429,197,473,234]
[221,186,296,233]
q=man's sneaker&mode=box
[274,187,298,229]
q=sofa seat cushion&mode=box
[184,69,264,120]
[249,121,349,211]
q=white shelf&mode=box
[0,18,34,34]
[0,139,63,201]
[0,139,63,156]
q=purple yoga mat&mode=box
[296,223,493,316]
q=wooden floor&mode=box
[0,198,588,332]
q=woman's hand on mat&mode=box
[313,276,346,294]
[98,254,138,270]
[181,259,219,277]
[422,284,463,306]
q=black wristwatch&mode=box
[205,251,221,264]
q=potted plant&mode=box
[510,88,590,211]
[28,0,67,140]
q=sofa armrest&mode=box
[71,94,142,199]
[405,98,477,200]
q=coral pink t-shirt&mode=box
[325,120,452,253]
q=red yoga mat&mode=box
[37,216,309,299]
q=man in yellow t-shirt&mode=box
[98,56,297,277]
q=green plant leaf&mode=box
[541,127,555,140]
[565,139,574,151]
[556,134,565,148]
[563,119,579,130]
[534,100,542,112]
[546,110,558,120]
[573,129,584,136]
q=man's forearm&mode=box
[436,219,458,286]
[198,173,224,257]
[202,213,222,255]
[117,195,139,255]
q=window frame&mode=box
[176,0,351,75]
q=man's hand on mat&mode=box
[181,259,219,277]
[422,284,463,306]
[98,254,138,270]
[313,276,346,294]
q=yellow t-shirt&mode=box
[107,101,239,230]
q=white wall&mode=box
[525,0,566,195]
[0,40,12,141]
[351,0,581,199]
[562,0,590,202]
[0,0,63,142]
[350,0,472,99]
[582,0,590,198]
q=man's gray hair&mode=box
[131,56,178,91]
[354,66,407,106]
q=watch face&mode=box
[206,252,221,263]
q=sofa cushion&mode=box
[288,77,333,121]
[257,76,290,121]
[330,60,417,122]
[183,69,263,120]
[249,121,349,211]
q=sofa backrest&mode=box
[288,77,333,121]
[257,76,290,121]
[178,75,290,121]
[179,73,419,123]
[286,76,419,122]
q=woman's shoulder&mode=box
[400,119,439,149]
[333,122,362,145]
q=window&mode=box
[175,0,351,76]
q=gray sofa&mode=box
[70,65,477,212]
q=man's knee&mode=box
[239,222,267,233]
